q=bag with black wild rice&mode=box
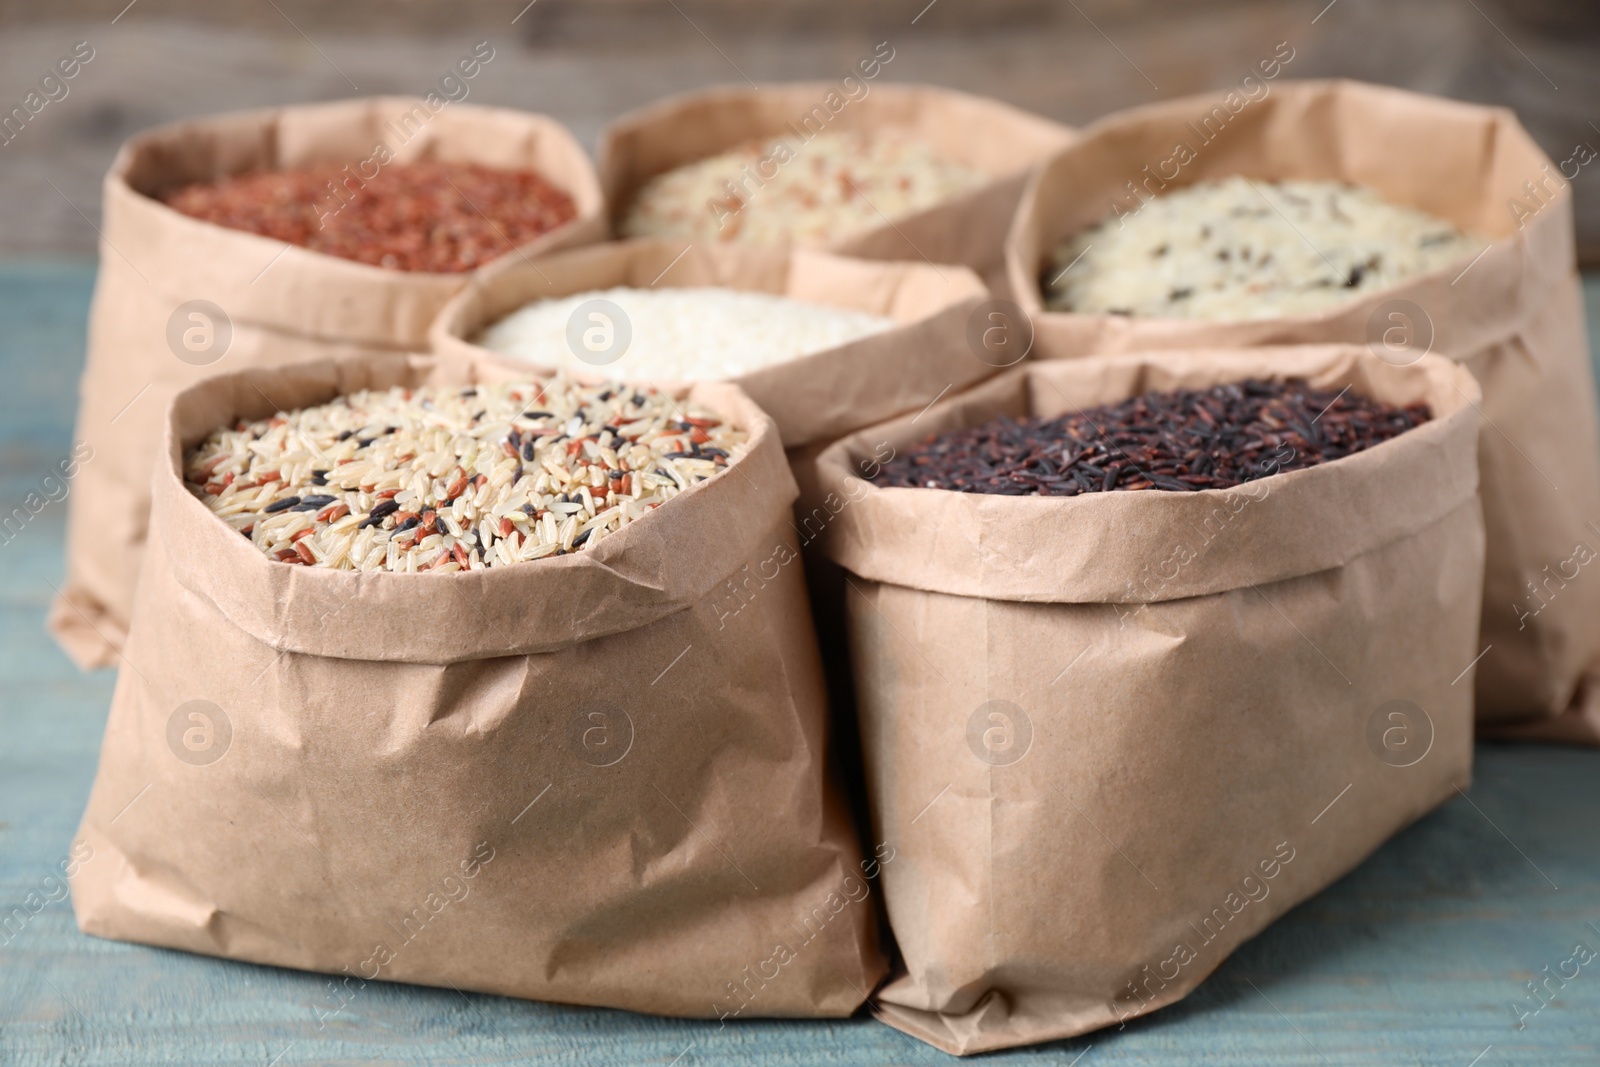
[1006,79,1600,740]
[69,352,884,1019]
[50,96,605,669]
[600,82,1073,291]
[816,345,1484,1053]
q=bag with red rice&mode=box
[599,81,1073,292]
[70,352,884,1019]
[51,96,605,668]
[816,345,1484,1053]
[1006,79,1600,741]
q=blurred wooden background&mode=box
[3,0,1599,260]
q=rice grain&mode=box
[620,130,985,246]
[479,286,894,380]
[184,377,747,572]
[1043,177,1485,320]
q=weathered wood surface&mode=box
[4,0,1600,260]
[0,264,1598,1064]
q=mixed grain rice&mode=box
[479,286,895,380]
[1043,177,1484,320]
[184,377,746,572]
[620,130,985,245]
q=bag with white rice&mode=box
[430,238,992,452]
[1006,79,1600,740]
[70,351,885,1019]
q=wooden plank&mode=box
[5,2,1600,261]
[1,264,1597,1064]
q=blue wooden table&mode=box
[2,262,1598,1066]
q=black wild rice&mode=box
[872,379,1429,496]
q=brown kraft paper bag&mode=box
[431,237,999,848]
[429,236,992,452]
[816,346,1484,1054]
[599,81,1073,292]
[51,96,606,669]
[1005,78,1600,741]
[70,353,884,1019]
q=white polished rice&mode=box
[183,377,747,572]
[1043,177,1485,320]
[619,130,986,245]
[479,286,894,381]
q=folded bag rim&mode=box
[427,236,992,449]
[151,352,798,664]
[1004,77,1571,352]
[104,95,608,341]
[815,344,1482,604]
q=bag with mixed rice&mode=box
[51,96,605,669]
[430,237,997,830]
[70,352,883,1019]
[600,81,1073,292]
[1005,78,1600,740]
[816,345,1484,1054]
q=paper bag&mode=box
[432,238,995,827]
[70,352,884,1020]
[51,97,606,669]
[430,237,991,450]
[1005,78,1600,739]
[817,345,1484,1053]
